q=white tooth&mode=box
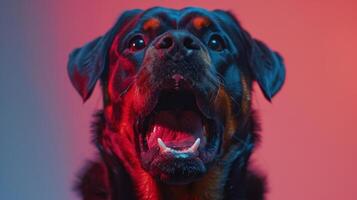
[157,138,169,152]
[187,138,201,153]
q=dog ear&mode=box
[67,37,106,102]
[248,38,285,100]
[67,9,142,102]
[213,10,285,101]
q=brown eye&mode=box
[208,34,225,51]
[128,35,146,51]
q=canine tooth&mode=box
[157,138,169,152]
[187,138,200,153]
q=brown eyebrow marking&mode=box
[143,18,161,31]
[192,16,211,30]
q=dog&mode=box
[67,7,285,200]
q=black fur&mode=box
[69,7,285,200]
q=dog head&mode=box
[68,7,285,185]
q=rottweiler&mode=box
[68,7,285,200]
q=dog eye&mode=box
[128,35,146,51]
[208,35,225,51]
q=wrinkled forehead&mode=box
[133,7,221,33]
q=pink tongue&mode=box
[147,111,203,149]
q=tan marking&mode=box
[240,75,251,116]
[192,16,210,30]
[213,86,238,151]
[143,18,161,31]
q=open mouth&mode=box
[145,90,208,156]
[136,89,221,182]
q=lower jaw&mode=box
[141,147,218,184]
[140,133,221,169]
[138,123,222,184]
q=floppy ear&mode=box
[249,38,285,100]
[213,10,285,101]
[67,37,106,102]
[67,9,142,102]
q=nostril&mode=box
[183,37,200,50]
[158,36,173,49]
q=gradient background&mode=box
[1,0,356,199]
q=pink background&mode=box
[0,0,356,199]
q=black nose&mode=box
[155,31,201,54]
